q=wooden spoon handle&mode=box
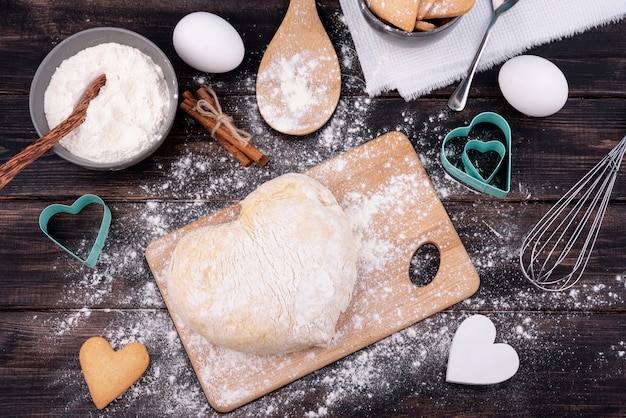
[286,0,318,26]
[0,74,106,191]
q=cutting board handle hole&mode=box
[409,242,440,287]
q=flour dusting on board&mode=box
[143,130,480,411]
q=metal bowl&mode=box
[359,0,463,45]
[29,27,178,170]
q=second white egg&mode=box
[173,12,245,73]
[498,55,568,117]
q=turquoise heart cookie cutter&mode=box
[440,112,511,198]
[462,139,506,184]
[39,194,111,268]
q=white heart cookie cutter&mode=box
[446,314,520,385]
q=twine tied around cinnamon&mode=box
[195,85,251,147]
[180,86,269,167]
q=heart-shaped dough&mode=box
[167,173,358,355]
[79,336,150,410]
[446,315,519,385]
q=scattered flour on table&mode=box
[39,98,626,416]
[36,13,625,415]
[40,98,626,416]
[44,42,170,163]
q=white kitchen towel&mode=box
[339,0,626,100]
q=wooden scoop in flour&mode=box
[0,74,106,190]
[256,0,341,136]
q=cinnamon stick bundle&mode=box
[180,86,269,168]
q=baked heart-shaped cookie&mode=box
[368,0,420,32]
[167,173,358,355]
[79,336,150,409]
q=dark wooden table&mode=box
[1,1,625,416]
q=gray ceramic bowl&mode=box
[29,27,178,170]
[359,0,463,45]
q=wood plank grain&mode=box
[1,2,625,97]
[0,0,625,416]
[2,94,626,200]
[0,309,624,416]
[1,199,624,311]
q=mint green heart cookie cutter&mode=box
[441,112,511,198]
[39,194,111,268]
[462,139,506,184]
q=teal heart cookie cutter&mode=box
[462,139,506,184]
[440,112,511,198]
[39,194,111,268]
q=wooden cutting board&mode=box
[145,131,479,412]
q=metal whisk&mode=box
[520,134,626,291]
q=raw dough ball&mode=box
[167,173,358,355]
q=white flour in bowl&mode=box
[44,42,169,164]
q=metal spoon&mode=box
[256,0,341,136]
[448,0,519,112]
[0,74,106,190]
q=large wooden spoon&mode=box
[256,0,341,136]
[0,74,107,190]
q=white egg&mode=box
[173,12,245,73]
[498,55,568,117]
